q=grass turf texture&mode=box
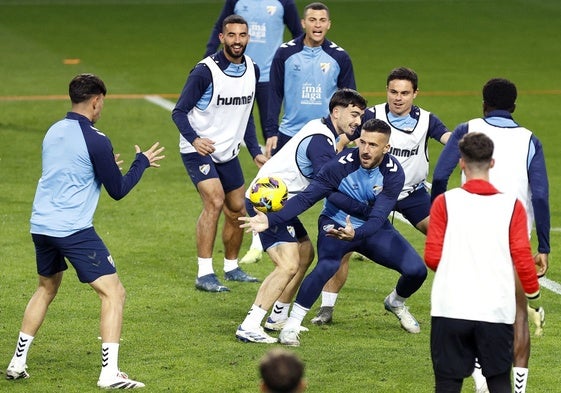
[1,0,560,391]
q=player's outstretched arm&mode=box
[238,209,270,233]
[136,142,165,167]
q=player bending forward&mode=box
[240,119,428,346]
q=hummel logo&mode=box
[101,347,110,367]
[386,158,399,172]
[273,305,283,314]
[15,337,28,357]
[338,153,354,164]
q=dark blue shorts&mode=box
[181,153,245,193]
[32,227,116,283]
[245,198,307,250]
[431,317,514,379]
[394,187,431,227]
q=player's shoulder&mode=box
[381,154,404,176]
[275,36,304,57]
[322,38,351,58]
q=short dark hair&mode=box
[482,78,517,110]
[69,73,106,104]
[387,67,418,91]
[260,348,304,393]
[222,14,248,32]
[329,88,367,112]
[361,118,391,137]
[304,2,329,18]
[459,132,494,164]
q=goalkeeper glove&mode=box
[527,302,545,337]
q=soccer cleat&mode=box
[384,296,420,334]
[279,328,301,347]
[264,317,309,332]
[236,325,277,344]
[97,371,145,389]
[310,306,334,325]
[224,267,260,283]
[195,273,230,292]
[239,248,262,264]
[5,362,29,380]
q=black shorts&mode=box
[430,317,513,379]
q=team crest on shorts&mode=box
[199,164,210,175]
[107,255,115,267]
[287,226,296,238]
[322,224,335,232]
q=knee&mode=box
[203,194,225,214]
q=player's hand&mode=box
[527,305,545,336]
[114,153,124,171]
[326,215,355,241]
[253,153,268,168]
[265,136,277,158]
[192,137,216,156]
[136,142,165,168]
[238,209,270,233]
[534,252,548,277]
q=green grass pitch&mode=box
[0,1,560,392]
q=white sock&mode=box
[513,367,528,393]
[223,258,239,273]
[321,291,339,307]
[197,257,214,277]
[471,359,487,390]
[11,332,34,366]
[268,301,290,322]
[250,232,263,251]
[100,343,120,378]
[241,305,267,330]
[284,303,309,330]
[387,289,406,307]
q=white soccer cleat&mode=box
[239,248,262,264]
[264,318,309,332]
[384,296,420,334]
[97,371,145,389]
[279,328,301,347]
[5,362,29,380]
[236,325,277,344]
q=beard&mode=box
[224,43,245,60]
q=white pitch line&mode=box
[145,95,561,295]
[144,95,175,111]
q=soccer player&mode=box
[235,89,367,343]
[311,67,450,326]
[5,73,165,388]
[425,132,541,393]
[241,1,356,264]
[265,1,356,156]
[171,15,267,292]
[240,119,428,346]
[204,0,302,142]
[431,78,549,393]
